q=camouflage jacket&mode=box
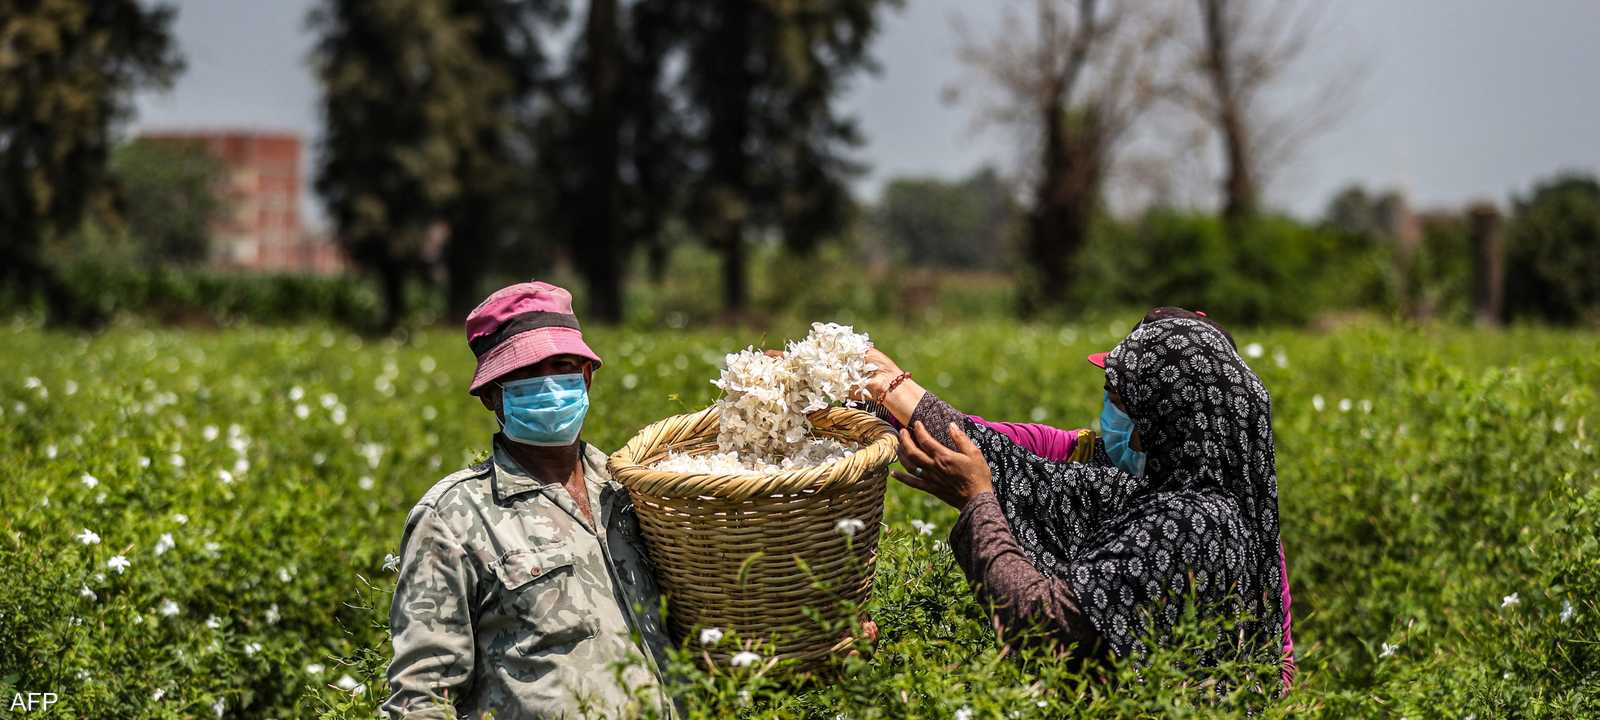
[383,437,674,719]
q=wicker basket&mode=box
[607,405,898,670]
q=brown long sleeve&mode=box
[949,492,1102,657]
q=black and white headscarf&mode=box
[964,316,1284,667]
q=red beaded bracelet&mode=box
[878,371,912,404]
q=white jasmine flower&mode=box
[1244,342,1264,359]
[206,615,223,630]
[1379,642,1397,658]
[955,707,973,720]
[289,385,305,402]
[265,604,280,625]
[76,528,101,545]
[1338,398,1353,413]
[95,491,106,505]
[278,566,293,583]
[1501,592,1520,609]
[107,555,130,574]
[64,380,78,396]
[174,513,189,525]
[699,627,724,646]
[336,674,360,691]
[382,554,400,573]
[202,425,219,442]
[79,585,97,601]
[151,688,166,701]
[294,403,310,420]
[1360,399,1374,414]
[1560,601,1575,623]
[243,641,262,657]
[320,392,339,409]
[45,444,57,459]
[80,473,99,489]
[910,519,936,536]
[1311,395,1325,412]
[305,663,325,675]
[204,542,222,555]
[359,476,375,491]
[729,651,761,667]
[159,599,181,617]
[138,456,151,468]
[217,469,234,485]
[154,532,175,556]
[170,453,185,468]
[212,698,225,717]
[836,518,865,537]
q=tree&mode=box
[670,1,898,314]
[0,0,183,325]
[1171,0,1356,223]
[309,0,538,330]
[953,0,1173,315]
[876,167,1018,270]
[1505,174,1600,325]
[107,139,226,266]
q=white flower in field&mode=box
[1338,398,1352,413]
[174,513,189,525]
[320,392,339,410]
[1244,342,1264,359]
[1560,601,1575,623]
[330,406,347,425]
[729,651,761,667]
[80,585,97,601]
[206,615,223,630]
[94,572,104,583]
[289,385,305,402]
[312,451,326,466]
[1311,395,1325,412]
[154,533,175,556]
[1360,399,1373,414]
[955,707,974,720]
[305,663,325,675]
[40,496,48,507]
[107,555,130,574]
[81,473,99,489]
[336,674,360,691]
[217,469,234,485]
[64,380,78,396]
[1379,642,1397,658]
[911,519,936,536]
[359,476,375,491]
[202,425,219,442]
[159,599,181,617]
[278,566,294,583]
[360,442,386,469]
[138,455,151,468]
[204,542,222,555]
[699,627,724,646]
[151,688,165,701]
[170,453,185,468]
[294,403,310,420]
[76,528,101,545]
[382,553,401,573]
[265,603,281,625]
[1272,349,1289,368]
[233,457,250,475]
[1501,592,1520,609]
[836,518,865,537]
[95,492,106,505]
[244,641,262,657]
[45,444,57,459]
[1036,700,1047,708]
[211,698,225,718]
[422,405,438,421]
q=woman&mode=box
[866,308,1291,688]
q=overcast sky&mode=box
[133,0,1600,230]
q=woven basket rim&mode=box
[607,405,899,501]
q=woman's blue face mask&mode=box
[498,373,589,446]
[1100,391,1147,477]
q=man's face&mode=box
[479,355,594,416]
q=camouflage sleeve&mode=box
[382,505,479,719]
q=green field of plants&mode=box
[1,318,1597,718]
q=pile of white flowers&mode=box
[653,322,875,474]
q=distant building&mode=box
[136,130,344,275]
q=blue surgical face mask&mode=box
[1099,391,1147,477]
[498,373,589,447]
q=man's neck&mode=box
[500,435,584,486]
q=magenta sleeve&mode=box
[967,416,1080,462]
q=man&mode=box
[383,281,673,719]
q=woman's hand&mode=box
[892,420,994,510]
[857,347,905,403]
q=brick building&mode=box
[137,130,344,275]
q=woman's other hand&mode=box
[857,347,904,402]
[893,421,994,510]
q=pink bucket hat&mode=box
[465,281,602,395]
